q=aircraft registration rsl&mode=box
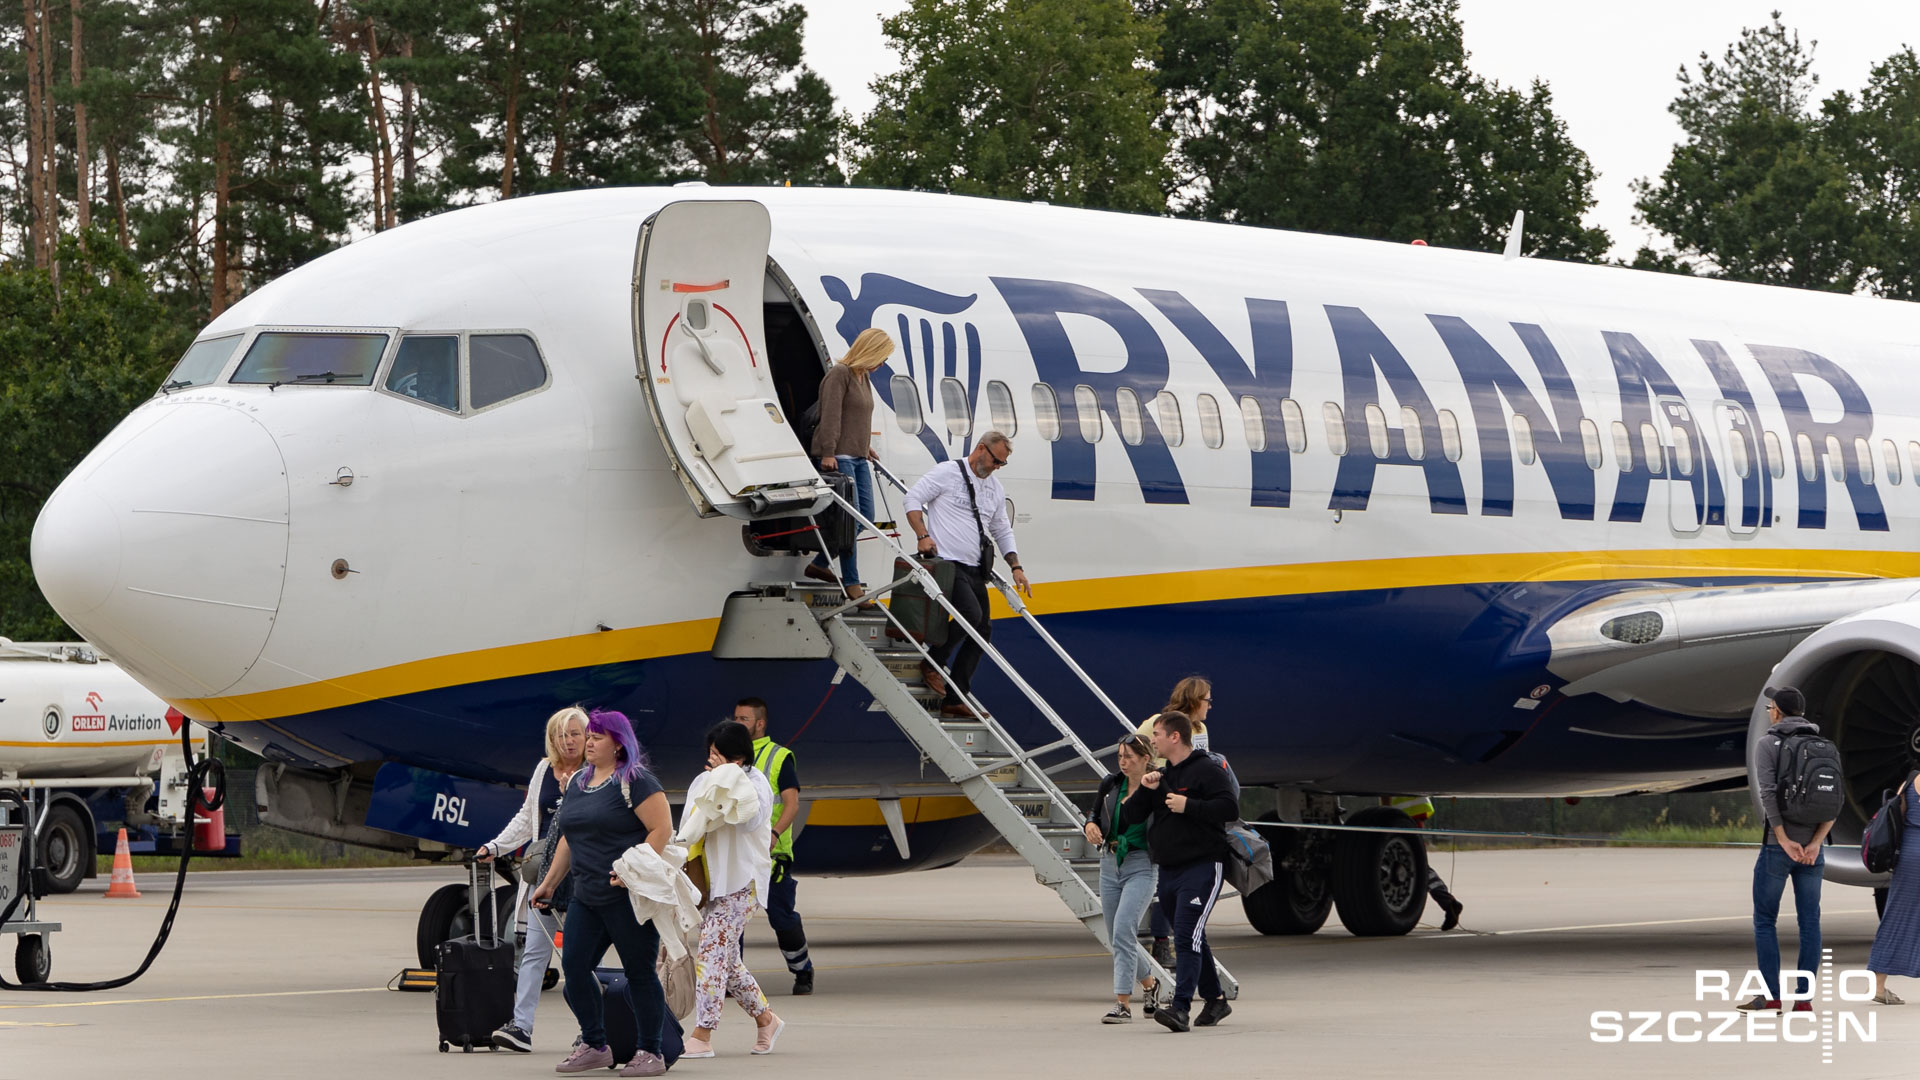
[29,186,1920,885]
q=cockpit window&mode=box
[469,334,548,409]
[160,335,244,391]
[386,335,460,411]
[230,332,386,386]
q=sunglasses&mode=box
[982,445,1007,467]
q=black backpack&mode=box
[1861,776,1913,874]
[1774,729,1845,826]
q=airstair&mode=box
[720,462,1235,1001]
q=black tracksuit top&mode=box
[1118,749,1239,867]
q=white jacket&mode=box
[612,841,703,960]
[676,763,773,906]
[483,758,552,855]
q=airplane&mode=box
[28,185,1920,956]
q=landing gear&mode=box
[1331,806,1429,937]
[415,877,516,969]
[1242,824,1333,935]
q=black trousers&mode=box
[940,564,993,701]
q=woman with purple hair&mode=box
[531,710,673,1077]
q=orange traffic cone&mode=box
[104,827,141,898]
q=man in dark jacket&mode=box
[1741,685,1837,1013]
[1121,710,1239,1032]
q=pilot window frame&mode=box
[466,331,552,413]
[382,333,462,414]
[161,330,250,393]
[230,326,396,387]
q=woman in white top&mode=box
[678,720,784,1058]
[475,706,587,1053]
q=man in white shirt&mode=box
[904,431,1032,718]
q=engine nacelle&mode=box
[1754,598,1920,886]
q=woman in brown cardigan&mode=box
[806,328,892,600]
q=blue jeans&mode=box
[1156,859,1225,1010]
[512,906,559,1034]
[560,897,665,1054]
[1753,842,1824,1001]
[1099,849,1158,995]
[810,455,872,585]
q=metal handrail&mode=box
[815,486,1111,811]
[868,459,1141,739]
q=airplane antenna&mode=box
[1503,210,1525,261]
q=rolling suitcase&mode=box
[434,862,515,1052]
[744,471,855,558]
[885,556,956,646]
[596,968,685,1066]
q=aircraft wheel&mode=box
[1242,865,1333,935]
[15,933,50,984]
[543,966,560,991]
[1331,806,1429,937]
[39,804,91,895]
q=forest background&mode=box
[4,0,1914,843]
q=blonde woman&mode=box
[477,706,587,1053]
[806,327,892,601]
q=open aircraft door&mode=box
[632,200,824,519]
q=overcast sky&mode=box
[799,1,1920,260]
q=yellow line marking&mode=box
[0,1020,81,1027]
[172,546,1920,725]
[0,987,386,1010]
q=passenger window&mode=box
[1031,383,1060,441]
[1324,402,1349,457]
[1438,409,1462,463]
[1795,433,1817,482]
[986,380,1017,437]
[1399,406,1424,461]
[1240,396,1266,452]
[1512,415,1537,466]
[1154,392,1184,447]
[231,331,385,385]
[1117,387,1145,446]
[1611,421,1633,473]
[1826,435,1845,481]
[1765,431,1786,479]
[1640,423,1664,475]
[1074,384,1103,443]
[1911,441,1920,482]
[1885,439,1902,485]
[469,334,547,409]
[1282,398,1307,453]
[1363,403,1389,458]
[1197,394,1224,449]
[939,377,972,438]
[162,334,244,391]
[1855,437,1875,485]
[893,375,925,435]
[1580,419,1602,470]
[1671,427,1693,477]
[1727,430,1751,479]
[386,335,460,411]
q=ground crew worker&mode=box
[1385,795,1465,931]
[734,697,814,995]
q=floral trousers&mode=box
[695,886,769,1030]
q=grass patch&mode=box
[1607,822,1762,847]
[97,824,422,873]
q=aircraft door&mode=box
[633,200,822,519]
[1653,396,1705,536]
[1710,400,1761,537]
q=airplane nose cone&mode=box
[33,401,289,699]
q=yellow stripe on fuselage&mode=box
[173,547,1920,726]
[802,796,979,826]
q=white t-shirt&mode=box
[905,460,1018,568]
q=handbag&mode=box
[1862,774,1914,874]
[657,942,696,1020]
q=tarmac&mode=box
[1,848,1915,1079]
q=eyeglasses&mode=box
[982,445,1007,468]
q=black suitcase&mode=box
[745,472,856,558]
[596,968,685,1066]
[885,556,957,646]
[435,863,516,1053]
